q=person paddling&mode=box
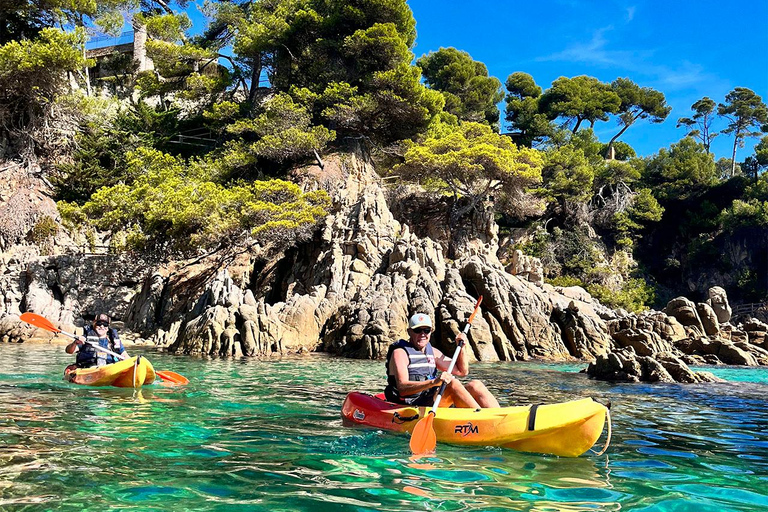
[384,313,499,408]
[65,313,128,372]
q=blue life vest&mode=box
[384,339,438,405]
[75,325,124,368]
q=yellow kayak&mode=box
[64,356,156,388]
[341,392,609,457]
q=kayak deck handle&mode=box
[393,411,419,424]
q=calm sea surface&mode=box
[1,343,767,511]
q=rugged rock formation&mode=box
[156,149,615,363]
[587,346,723,383]
[707,286,732,323]
[1,149,767,385]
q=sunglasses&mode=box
[95,321,110,327]
[412,327,431,334]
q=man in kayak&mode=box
[65,313,129,371]
[384,313,499,408]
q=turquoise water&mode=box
[1,343,767,511]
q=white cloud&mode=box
[536,27,726,93]
[626,6,636,22]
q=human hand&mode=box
[437,371,453,385]
[455,332,467,346]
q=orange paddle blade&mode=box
[20,312,60,333]
[409,412,436,455]
[156,370,189,385]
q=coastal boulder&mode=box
[696,302,720,336]
[586,346,723,383]
[707,286,732,323]
[664,297,705,337]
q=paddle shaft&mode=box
[428,297,483,413]
[429,322,470,412]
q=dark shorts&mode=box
[384,386,437,406]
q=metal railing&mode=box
[731,302,768,316]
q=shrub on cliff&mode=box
[0,27,91,158]
[58,147,330,259]
[393,121,543,224]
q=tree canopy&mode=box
[718,87,768,178]
[417,47,504,129]
[539,75,621,133]
[394,122,543,223]
[677,97,718,153]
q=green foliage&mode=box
[718,88,768,178]
[504,72,552,147]
[600,141,636,160]
[222,92,334,168]
[136,13,192,41]
[677,97,718,152]
[220,0,436,144]
[539,75,620,132]
[586,278,655,313]
[344,23,412,78]
[607,78,670,153]
[68,147,331,258]
[642,137,718,201]
[736,268,765,302]
[417,47,504,128]
[718,199,768,229]
[629,188,664,223]
[321,64,445,143]
[145,40,215,78]
[594,159,641,190]
[28,216,59,244]
[394,121,542,221]
[546,275,582,288]
[0,27,91,154]
[537,145,594,211]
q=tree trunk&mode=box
[132,21,150,72]
[607,120,633,159]
[730,131,740,178]
[247,55,263,106]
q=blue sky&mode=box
[407,0,768,161]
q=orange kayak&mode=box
[341,392,609,457]
[64,356,156,388]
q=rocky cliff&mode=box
[2,150,767,383]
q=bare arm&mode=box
[434,333,469,376]
[65,334,86,354]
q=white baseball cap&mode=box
[408,313,432,330]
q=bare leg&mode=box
[442,379,481,409]
[466,380,500,408]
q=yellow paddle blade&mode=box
[409,412,436,455]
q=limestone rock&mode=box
[587,346,723,383]
[507,249,544,286]
[675,336,759,366]
[706,286,732,323]
[696,302,720,336]
[664,297,705,336]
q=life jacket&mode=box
[384,339,438,404]
[75,325,124,368]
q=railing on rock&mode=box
[732,302,768,316]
